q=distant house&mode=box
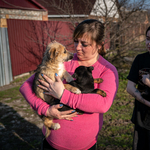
[90,0,119,19]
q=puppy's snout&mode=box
[69,52,73,59]
[69,55,73,59]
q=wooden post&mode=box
[0,18,7,28]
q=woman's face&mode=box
[146,30,150,53]
[74,33,101,61]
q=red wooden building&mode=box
[0,0,110,86]
[7,19,75,76]
[0,0,48,86]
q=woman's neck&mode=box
[78,55,99,67]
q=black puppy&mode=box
[69,66,106,95]
[137,70,150,130]
[52,66,106,112]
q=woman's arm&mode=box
[19,74,50,116]
[127,80,150,107]
[60,69,118,113]
[40,68,119,113]
[20,74,77,119]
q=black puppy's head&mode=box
[72,66,94,82]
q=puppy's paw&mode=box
[75,89,81,94]
[101,91,107,97]
[72,88,81,94]
[94,78,103,83]
[96,89,107,97]
[53,123,61,130]
[99,90,106,97]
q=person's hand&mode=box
[38,73,65,99]
[46,104,77,121]
[142,74,150,87]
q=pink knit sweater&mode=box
[19,54,118,150]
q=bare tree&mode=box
[13,20,75,71]
[90,0,150,68]
[36,0,150,68]
[23,0,149,70]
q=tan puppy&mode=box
[33,41,81,137]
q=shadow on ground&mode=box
[0,102,42,150]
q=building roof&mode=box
[35,0,96,17]
[0,0,47,11]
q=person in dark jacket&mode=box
[127,26,150,150]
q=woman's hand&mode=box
[46,104,77,121]
[142,74,150,87]
[38,73,65,99]
[127,80,150,107]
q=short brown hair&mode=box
[73,19,106,56]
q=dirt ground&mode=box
[0,82,43,150]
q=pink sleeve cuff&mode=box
[60,89,71,106]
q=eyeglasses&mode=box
[74,40,92,47]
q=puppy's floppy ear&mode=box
[49,48,57,59]
[72,73,77,79]
[88,66,94,72]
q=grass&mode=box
[12,74,32,83]
[0,86,21,101]
[0,72,134,149]
[98,73,134,150]
[0,74,31,101]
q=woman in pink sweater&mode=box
[20,19,118,150]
